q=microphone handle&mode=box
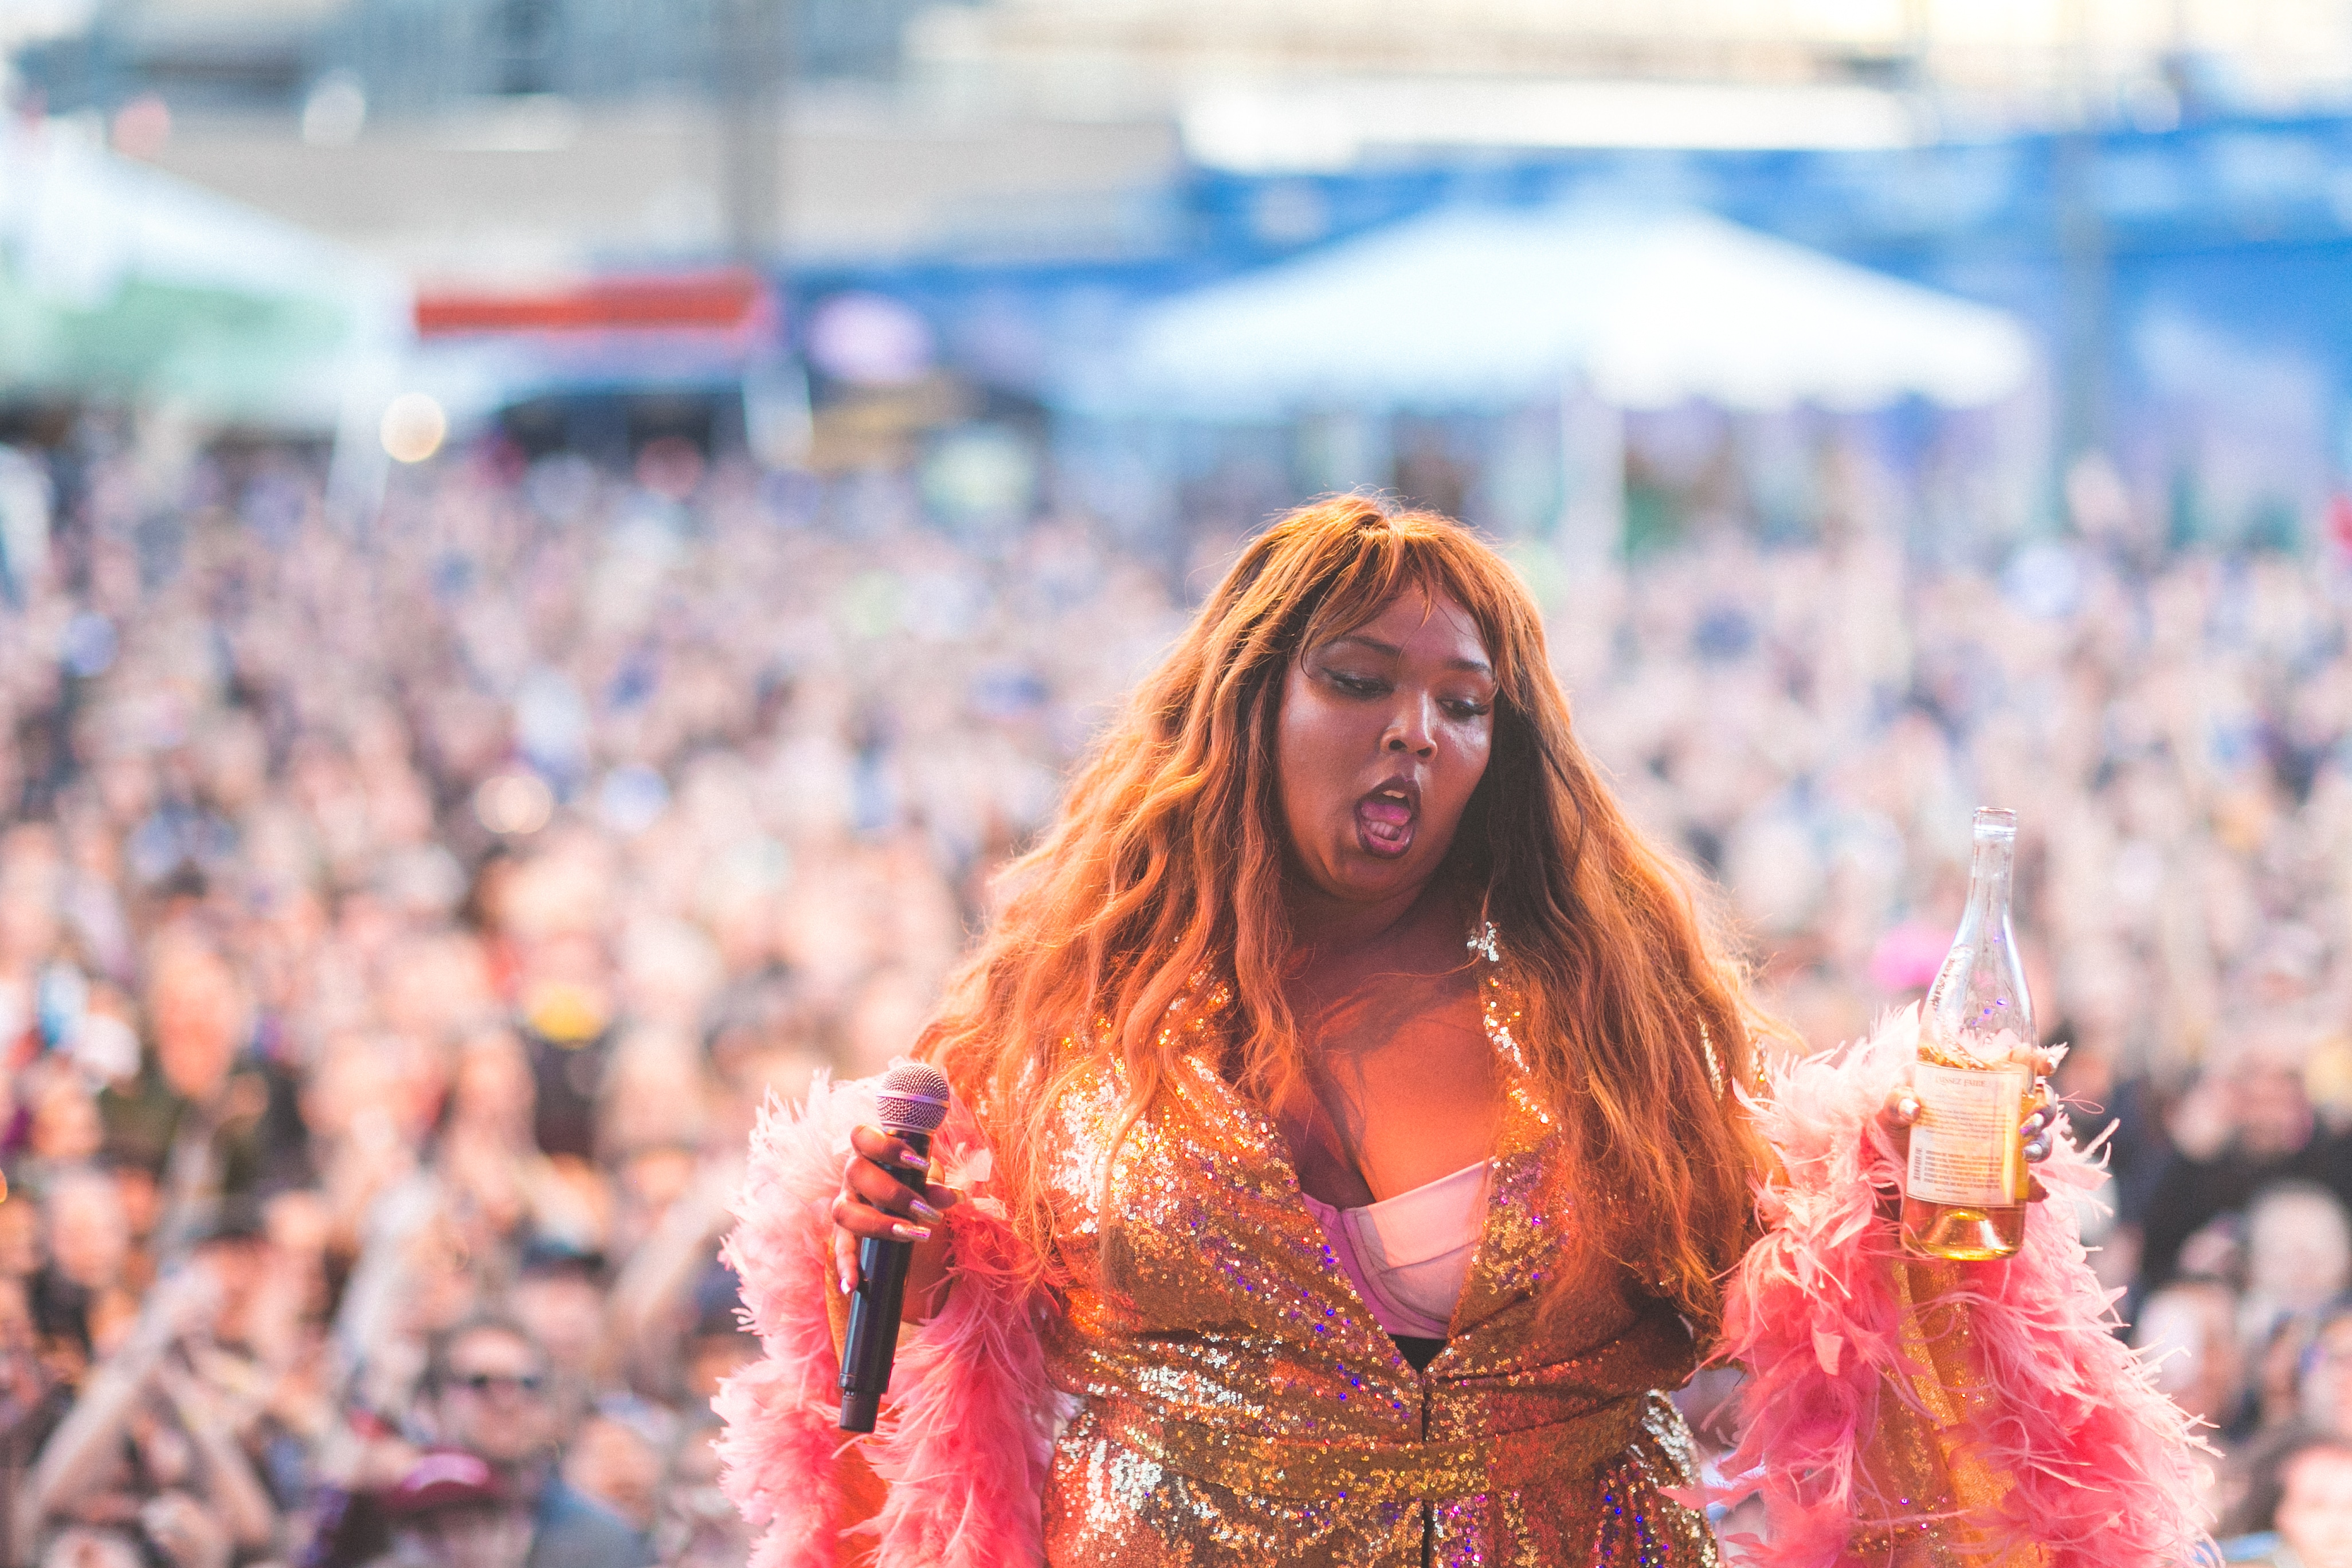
[838,1126,931,1432]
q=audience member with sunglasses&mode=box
[414,1320,647,1568]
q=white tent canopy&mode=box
[0,117,410,426]
[1100,203,2033,421]
[0,123,379,310]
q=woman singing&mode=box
[718,499,2204,1567]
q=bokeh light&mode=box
[379,393,449,463]
[109,93,170,159]
[473,771,555,836]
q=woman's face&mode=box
[1277,587,1496,911]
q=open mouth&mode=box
[1354,782,1417,859]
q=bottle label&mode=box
[1906,1061,2030,1208]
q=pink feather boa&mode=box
[714,1069,1057,1568]
[1711,1006,2213,1565]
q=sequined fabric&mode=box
[1030,950,1720,1567]
[1843,1260,2056,1568]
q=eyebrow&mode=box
[1326,634,1494,677]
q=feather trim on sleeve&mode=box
[715,1068,1056,1568]
[1711,1005,2213,1567]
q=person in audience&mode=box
[2142,1064,2352,1293]
[373,1449,534,1568]
[413,1318,647,1568]
[2247,1436,2352,1568]
[2245,1183,2352,1346]
[19,1265,277,1564]
[506,1245,605,1431]
[2134,1277,2247,1437]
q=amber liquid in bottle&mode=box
[1900,808,2034,1261]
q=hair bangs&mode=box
[1291,515,1539,704]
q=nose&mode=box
[1382,696,1436,758]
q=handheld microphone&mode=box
[839,1061,951,1433]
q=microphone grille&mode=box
[874,1062,951,1135]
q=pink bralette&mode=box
[1299,1159,1491,1340]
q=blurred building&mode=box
[15,0,930,115]
[7,0,1175,275]
[21,1,2352,278]
[907,0,2352,137]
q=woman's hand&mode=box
[1879,1049,2065,1200]
[830,1124,962,1320]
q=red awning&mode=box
[414,268,776,339]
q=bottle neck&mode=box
[1963,834,2015,931]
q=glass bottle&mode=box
[1900,807,2036,1261]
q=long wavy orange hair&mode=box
[920,495,1775,1335]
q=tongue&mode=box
[1361,798,1411,829]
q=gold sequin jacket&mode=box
[716,947,2204,1568]
[1029,959,1714,1566]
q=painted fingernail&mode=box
[909,1199,943,1222]
[899,1151,930,1171]
[892,1223,932,1242]
[1897,1097,1920,1120]
[840,1267,855,1295]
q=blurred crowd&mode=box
[0,427,1182,1568]
[0,421,2348,1559]
[1554,457,2352,1553]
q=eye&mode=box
[1443,696,1493,720]
[1327,671,1386,696]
